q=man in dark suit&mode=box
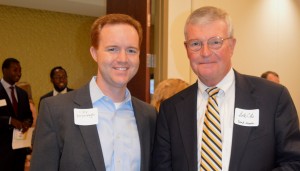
[0,58,33,171]
[152,6,300,171]
[30,14,157,171]
[39,66,73,107]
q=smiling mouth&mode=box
[200,62,213,64]
[114,67,128,71]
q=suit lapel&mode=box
[0,82,15,117]
[73,84,106,171]
[131,97,154,170]
[176,83,198,171]
[229,71,258,171]
[132,97,150,171]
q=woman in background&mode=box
[151,78,189,111]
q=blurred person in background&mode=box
[0,58,33,171]
[151,78,189,111]
[261,70,280,84]
[39,66,73,108]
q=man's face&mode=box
[90,23,140,90]
[185,20,236,87]
[3,62,22,85]
[51,69,68,92]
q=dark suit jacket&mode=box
[152,71,300,171]
[31,84,157,171]
[0,82,33,167]
[38,88,73,109]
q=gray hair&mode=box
[184,6,234,39]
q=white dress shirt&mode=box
[1,78,18,102]
[53,88,67,96]
[197,68,235,171]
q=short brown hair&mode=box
[90,14,143,48]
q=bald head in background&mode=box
[261,71,280,84]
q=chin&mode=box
[113,80,129,87]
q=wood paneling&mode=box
[107,0,151,102]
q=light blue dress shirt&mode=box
[89,77,141,171]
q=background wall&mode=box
[0,5,97,107]
[1,1,299,114]
[163,0,300,113]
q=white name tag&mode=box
[74,108,98,126]
[234,108,259,127]
[0,99,7,107]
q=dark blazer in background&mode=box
[39,88,73,101]
[31,84,157,171]
[38,88,73,107]
[151,71,300,171]
[0,82,33,170]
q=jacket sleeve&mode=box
[273,87,300,170]
[30,99,60,171]
[151,104,173,171]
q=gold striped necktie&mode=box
[200,87,222,171]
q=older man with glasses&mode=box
[152,6,300,171]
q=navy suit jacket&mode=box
[152,71,300,171]
[31,84,157,171]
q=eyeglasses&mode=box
[184,37,232,52]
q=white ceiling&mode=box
[0,0,106,17]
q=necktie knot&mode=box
[206,87,220,98]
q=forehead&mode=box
[186,20,228,39]
[54,69,66,75]
[97,23,140,49]
[100,23,138,38]
[8,62,20,68]
[267,74,278,78]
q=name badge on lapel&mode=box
[234,108,259,127]
[74,108,98,125]
[0,99,7,107]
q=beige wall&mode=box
[163,0,300,112]
[0,5,97,107]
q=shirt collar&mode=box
[89,76,132,105]
[1,78,15,89]
[53,87,68,96]
[197,68,235,96]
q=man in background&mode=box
[261,70,280,84]
[39,66,73,107]
[31,14,156,171]
[0,58,33,171]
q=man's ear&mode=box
[90,46,98,62]
[2,68,7,75]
